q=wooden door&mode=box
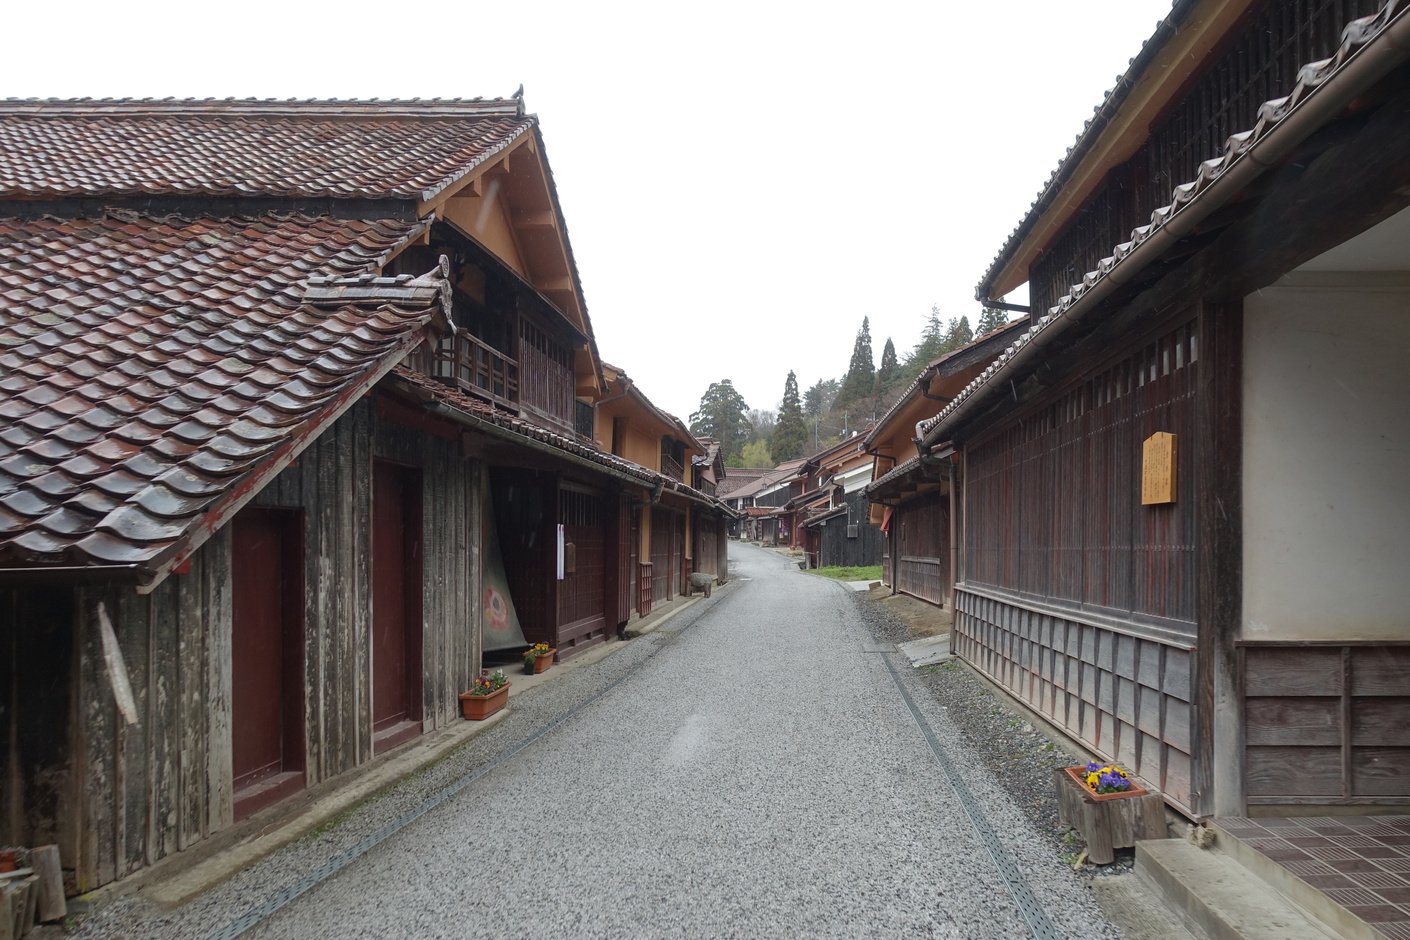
[556,484,607,651]
[372,462,423,751]
[232,508,304,818]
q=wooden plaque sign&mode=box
[1141,432,1177,505]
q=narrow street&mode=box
[228,543,1112,939]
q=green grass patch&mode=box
[806,565,883,581]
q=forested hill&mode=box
[688,306,1012,467]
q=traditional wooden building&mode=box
[864,320,1027,605]
[0,96,728,894]
[798,434,882,569]
[591,364,730,619]
[919,0,1410,820]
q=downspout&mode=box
[922,7,1410,450]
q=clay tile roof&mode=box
[0,211,434,579]
[0,98,533,202]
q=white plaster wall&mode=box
[1242,274,1410,640]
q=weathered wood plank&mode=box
[1352,699,1410,747]
[1244,647,1343,697]
[113,590,147,875]
[1351,648,1410,696]
[176,564,205,850]
[1246,697,1341,746]
[1246,745,1342,796]
[204,530,234,833]
[29,846,64,923]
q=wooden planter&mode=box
[459,683,509,720]
[1055,766,1167,864]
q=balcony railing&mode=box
[435,332,519,411]
[660,453,684,483]
[575,400,594,440]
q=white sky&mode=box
[5,0,1175,422]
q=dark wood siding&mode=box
[895,491,947,606]
[650,509,677,603]
[557,484,608,656]
[816,492,884,569]
[964,318,1198,630]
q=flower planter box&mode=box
[1055,766,1167,864]
[524,651,555,673]
[459,683,509,721]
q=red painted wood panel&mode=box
[231,507,304,807]
[372,462,423,741]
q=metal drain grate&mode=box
[881,653,1060,940]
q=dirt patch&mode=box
[868,585,951,638]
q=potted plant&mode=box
[459,670,509,720]
[522,642,555,675]
[1064,761,1147,800]
[1055,759,1165,864]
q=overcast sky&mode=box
[5,0,1175,424]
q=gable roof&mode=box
[0,211,436,585]
[0,98,533,203]
[925,0,1410,449]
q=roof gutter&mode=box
[924,6,1410,451]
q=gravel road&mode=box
[231,542,1115,939]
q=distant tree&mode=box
[738,438,772,468]
[689,379,751,462]
[907,305,947,368]
[834,316,875,409]
[803,378,840,419]
[975,306,1010,336]
[772,370,808,461]
[942,315,974,353]
[747,408,777,444]
[875,338,899,394]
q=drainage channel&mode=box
[209,592,724,940]
[879,652,1060,940]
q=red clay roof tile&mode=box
[0,99,534,201]
[0,211,435,577]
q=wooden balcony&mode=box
[660,453,684,483]
[435,332,518,411]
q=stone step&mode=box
[1136,839,1345,940]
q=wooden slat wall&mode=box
[71,528,233,890]
[557,486,607,655]
[650,510,676,603]
[67,399,482,891]
[964,318,1198,629]
[1244,645,1410,804]
[694,516,718,577]
[954,589,1196,812]
[895,491,946,605]
[817,492,885,569]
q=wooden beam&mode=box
[512,209,556,229]
[536,275,574,294]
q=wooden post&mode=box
[1195,299,1244,818]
